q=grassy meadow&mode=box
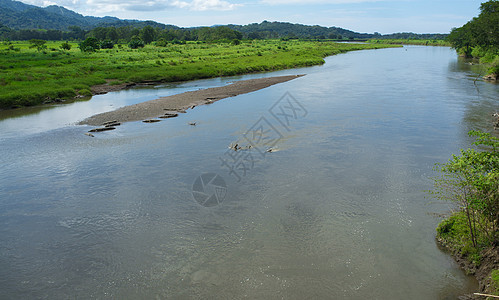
[0,40,398,109]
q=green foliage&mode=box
[140,26,155,44]
[78,88,92,96]
[0,40,398,109]
[491,269,499,294]
[28,39,47,51]
[79,37,100,52]
[128,37,145,49]
[447,0,499,74]
[436,212,485,265]
[60,41,71,50]
[432,130,499,263]
[99,39,114,49]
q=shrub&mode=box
[129,37,145,49]
[78,89,92,96]
[100,40,114,49]
[79,37,100,52]
[28,39,47,51]
[60,41,71,51]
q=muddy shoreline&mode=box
[437,238,499,299]
[80,75,304,126]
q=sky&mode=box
[18,0,485,34]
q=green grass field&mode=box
[0,40,398,109]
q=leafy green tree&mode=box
[128,36,145,49]
[447,0,499,54]
[140,26,156,44]
[431,131,499,247]
[89,27,108,41]
[106,27,119,43]
[100,40,114,49]
[60,41,71,51]
[79,37,100,52]
[28,39,47,51]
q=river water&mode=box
[1,46,498,299]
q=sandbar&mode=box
[80,75,304,126]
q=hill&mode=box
[226,21,372,40]
[0,0,166,30]
[0,0,447,40]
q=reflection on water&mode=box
[1,46,497,299]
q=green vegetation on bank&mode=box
[0,40,398,109]
[430,130,498,294]
[369,39,450,47]
[447,0,499,76]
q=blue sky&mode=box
[20,0,484,34]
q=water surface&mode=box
[1,46,498,299]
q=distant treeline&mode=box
[0,21,447,43]
[0,24,242,42]
[227,21,447,40]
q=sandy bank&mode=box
[80,75,304,126]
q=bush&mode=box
[128,37,145,49]
[431,130,499,261]
[100,40,114,49]
[155,39,168,47]
[60,41,71,51]
[492,270,499,293]
[28,39,47,51]
[79,37,100,52]
[78,88,92,96]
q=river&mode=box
[1,45,498,299]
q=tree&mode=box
[28,39,47,51]
[140,26,155,44]
[128,36,145,49]
[90,27,108,41]
[79,37,100,52]
[447,0,499,53]
[60,41,71,51]
[431,131,499,247]
[100,39,114,49]
[106,27,119,43]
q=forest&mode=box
[447,0,499,75]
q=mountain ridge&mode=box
[0,0,166,30]
[0,0,448,40]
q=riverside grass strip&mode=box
[0,40,399,109]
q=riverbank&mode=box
[0,40,399,110]
[431,130,499,299]
[80,75,303,126]
[436,215,499,299]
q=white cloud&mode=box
[172,0,241,11]
[261,0,385,4]
[20,0,240,14]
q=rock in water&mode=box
[88,127,116,132]
[159,113,178,119]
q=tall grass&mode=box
[0,40,399,108]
